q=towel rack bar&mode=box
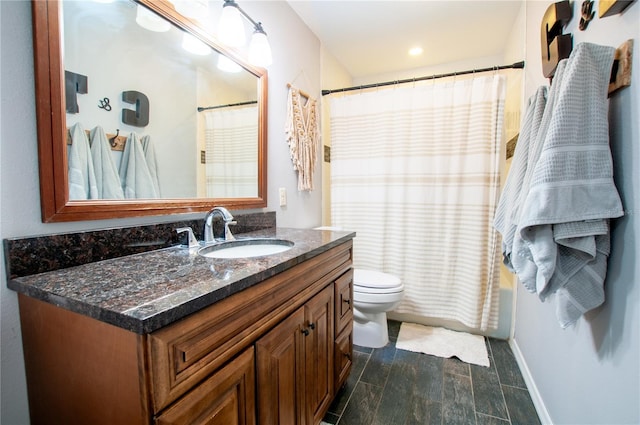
[66,128,127,151]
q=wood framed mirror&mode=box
[32,0,268,222]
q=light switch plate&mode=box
[279,187,287,207]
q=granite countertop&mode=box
[7,228,355,334]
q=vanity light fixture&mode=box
[248,22,273,67]
[218,0,246,47]
[218,0,273,67]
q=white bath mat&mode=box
[396,323,490,367]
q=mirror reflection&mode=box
[63,0,259,200]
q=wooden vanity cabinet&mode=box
[17,240,353,425]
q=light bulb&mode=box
[218,2,245,47]
[248,28,272,67]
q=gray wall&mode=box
[515,2,640,424]
[0,1,322,423]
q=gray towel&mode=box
[68,123,98,200]
[89,126,124,199]
[515,43,623,327]
[510,60,569,295]
[494,86,548,273]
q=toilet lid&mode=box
[354,269,402,290]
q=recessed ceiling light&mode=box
[409,46,423,56]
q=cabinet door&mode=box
[256,308,306,425]
[304,285,335,425]
[334,328,353,391]
[155,347,255,425]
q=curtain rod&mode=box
[197,100,257,112]
[321,61,525,96]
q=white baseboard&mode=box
[509,338,553,425]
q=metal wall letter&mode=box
[599,0,637,17]
[541,1,573,78]
[121,90,149,127]
[64,71,88,114]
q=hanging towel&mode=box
[118,132,159,199]
[515,43,624,327]
[494,86,548,273]
[140,135,161,197]
[510,59,569,294]
[285,87,320,191]
[68,122,98,200]
[89,126,124,199]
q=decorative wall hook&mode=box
[579,1,595,30]
[609,39,634,96]
[109,129,120,147]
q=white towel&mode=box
[68,123,98,200]
[89,126,124,199]
[118,132,159,199]
[140,135,161,197]
[515,43,623,327]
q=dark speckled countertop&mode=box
[7,228,355,334]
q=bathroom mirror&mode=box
[32,0,268,222]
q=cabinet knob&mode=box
[344,352,352,360]
[309,322,316,330]
[301,328,310,336]
[343,298,351,305]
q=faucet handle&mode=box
[176,227,200,249]
[224,221,237,241]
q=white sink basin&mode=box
[198,238,294,259]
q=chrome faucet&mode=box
[203,206,237,243]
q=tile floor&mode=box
[323,320,541,425]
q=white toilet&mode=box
[314,226,404,348]
[352,269,404,348]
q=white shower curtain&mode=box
[204,105,258,198]
[329,75,505,331]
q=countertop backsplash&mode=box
[4,211,276,279]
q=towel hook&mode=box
[109,129,120,148]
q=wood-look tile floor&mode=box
[323,320,541,425]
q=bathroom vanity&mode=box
[8,228,354,425]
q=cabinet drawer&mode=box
[334,328,353,392]
[155,347,255,425]
[334,269,353,336]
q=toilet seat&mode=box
[354,269,403,294]
[354,285,404,295]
